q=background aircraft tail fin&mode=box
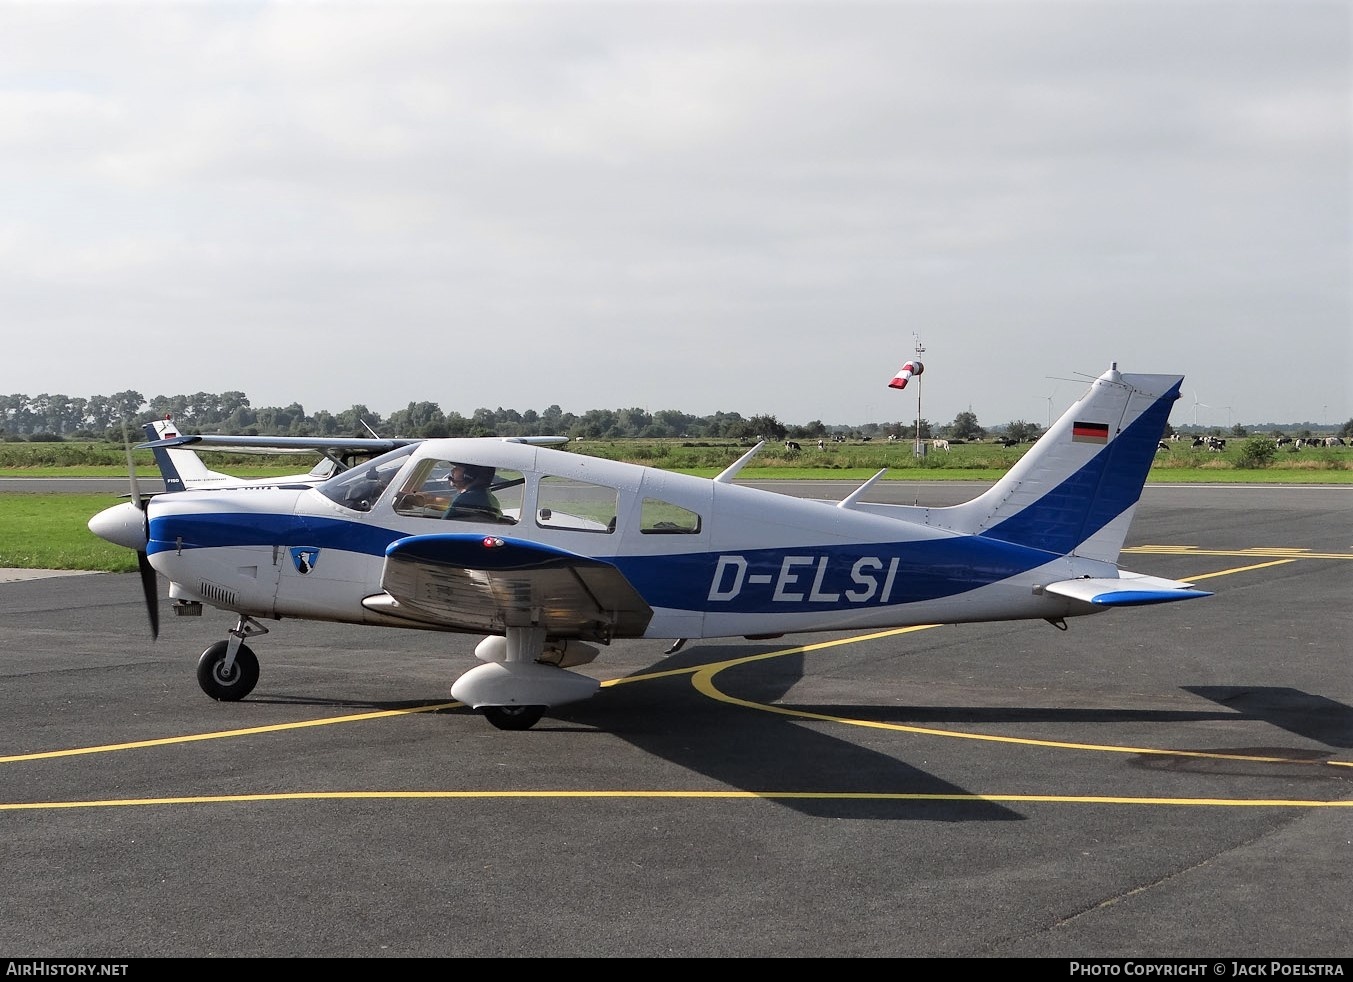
[935,365,1182,564]
[141,418,239,492]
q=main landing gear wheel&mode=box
[196,641,260,701]
[482,705,546,731]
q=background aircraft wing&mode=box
[366,533,654,641]
[137,434,570,453]
[137,434,417,454]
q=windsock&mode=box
[887,360,924,390]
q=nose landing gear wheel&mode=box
[482,705,546,731]
[197,641,260,701]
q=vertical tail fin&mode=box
[141,418,237,492]
[936,365,1182,563]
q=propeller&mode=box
[122,420,160,640]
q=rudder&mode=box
[934,365,1182,563]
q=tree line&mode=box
[0,390,1022,444]
[4,390,1347,445]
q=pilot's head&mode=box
[449,463,493,488]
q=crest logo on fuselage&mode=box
[290,547,320,574]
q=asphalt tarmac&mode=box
[0,483,1350,958]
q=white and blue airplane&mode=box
[89,364,1210,730]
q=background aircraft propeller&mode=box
[122,421,160,640]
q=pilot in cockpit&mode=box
[445,463,502,520]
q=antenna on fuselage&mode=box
[714,441,764,483]
[838,469,888,510]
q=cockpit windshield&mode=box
[317,444,416,512]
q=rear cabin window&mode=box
[639,497,701,534]
[535,476,619,533]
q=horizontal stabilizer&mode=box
[1042,573,1212,607]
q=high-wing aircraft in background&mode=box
[137,417,406,491]
[138,417,567,493]
[90,364,1210,731]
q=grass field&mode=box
[2,436,1349,573]
[0,494,133,571]
[3,434,1351,479]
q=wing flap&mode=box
[1042,572,1212,607]
[368,533,653,640]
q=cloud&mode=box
[0,1,1347,427]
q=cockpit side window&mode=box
[391,459,447,517]
[392,458,523,525]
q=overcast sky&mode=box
[3,1,1348,430]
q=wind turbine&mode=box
[1040,387,1056,430]
[1191,391,1210,427]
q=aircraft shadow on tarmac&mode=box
[241,642,1022,822]
[1184,686,1353,749]
[242,652,1352,822]
[554,651,1353,819]
[548,644,1026,823]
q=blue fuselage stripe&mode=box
[611,536,1054,612]
[149,512,1057,613]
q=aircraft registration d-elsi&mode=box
[89,364,1210,731]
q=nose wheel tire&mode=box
[482,705,546,731]
[197,641,260,701]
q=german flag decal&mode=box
[1072,421,1110,444]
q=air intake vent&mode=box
[198,581,238,607]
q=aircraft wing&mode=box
[1041,572,1212,607]
[137,434,569,453]
[366,533,654,641]
[137,434,415,455]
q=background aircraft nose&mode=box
[88,502,148,551]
